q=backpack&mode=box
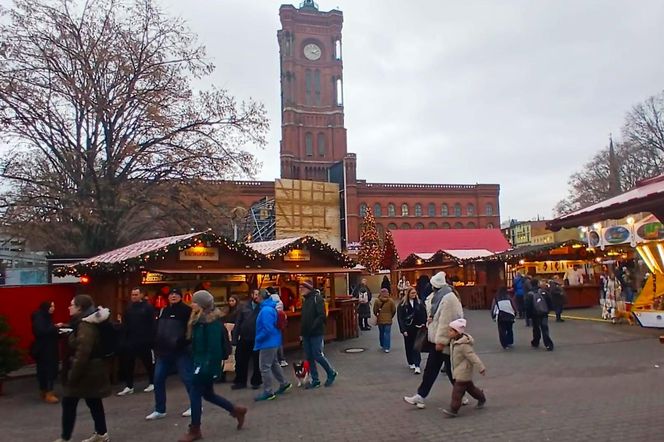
[358,291,369,304]
[92,320,119,359]
[276,309,289,331]
[533,291,549,316]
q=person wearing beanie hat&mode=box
[442,318,486,417]
[179,291,247,441]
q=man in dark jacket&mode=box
[526,279,554,351]
[231,289,262,390]
[146,288,193,420]
[31,301,63,403]
[300,281,337,389]
[117,287,156,396]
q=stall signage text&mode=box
[179,246,219,261]
[284,249,311,262]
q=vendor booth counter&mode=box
[564,284,600,308]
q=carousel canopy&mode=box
[548,174,664,231]
[480,239,589,262]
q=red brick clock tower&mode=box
[278,1,348,182]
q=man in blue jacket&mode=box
[254,290,292,401]
[513,272,526,319]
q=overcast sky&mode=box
[6,0,664,222]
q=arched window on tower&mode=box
[414,203,422,217]
[359,203,367,218]
[485,203,494,216]
[388,204,396,217]
[305,133,313,156]
[334,38,342,60]
[335,78,343,106]
[401,203,409,217]
[305,69,312,105]
[314,70,321,105]
[454,203,462,217]
[373,204,382,217]
[317,133,325,157]
[428,203,436,217]
[441,203,449,217]
[467,203,475,216]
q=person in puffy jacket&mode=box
[373,288,397,353]
[231,290,262,390]
[31,300,63,404]
[300,281,337,389]
[145,288,193,421]
[490,287,517,349]
[117,287,156,396]
[177,291,247,442]
[253,290,292,401]
[53,295,111,442]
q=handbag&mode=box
[414,326,434,353]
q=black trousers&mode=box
[531,315,554,349]
[403,327,421,367]
[417,351,453,398]
[61,397,107,440]
[36,354,58,392]
[497,321,514,348]
[359,315,370,329]
[515,296,525,318]
[234,339,262,387]
[120,347,154,388]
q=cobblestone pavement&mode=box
[2,310,663,442]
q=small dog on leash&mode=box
[293,360,311,387]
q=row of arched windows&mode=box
[360,202,494,218]
[305,132,326,157]
[375,221,495,234]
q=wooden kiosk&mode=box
[54,232,359,348]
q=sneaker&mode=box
[462,397,470,406]
[145,411,166,420]
[181,408,192,417]
[143,384,154,393]
[254,391,277,401]
[403,394,425,409]
[117,387,134,396]
[305,380,321,390]
[279,360,288,367]
[442,409,458,418]
[324,371,338,387]
[276,383,292,395]
[82,434,110,442]
[476,399,486,409]
[408,364,416,369]
[384,349,390,353]
[414,367,421,375]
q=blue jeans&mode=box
[378,324,391,350]
[302,335,335,382]
[190,380,234,426]
[153,352,193,413]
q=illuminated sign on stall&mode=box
[284,249,311,262]
[179,246,219,261]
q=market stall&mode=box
[53,232,359,346]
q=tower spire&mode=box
[608,133,621,196]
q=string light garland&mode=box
[399,250,464,268]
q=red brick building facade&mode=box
[230,1,500,246]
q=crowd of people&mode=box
[27,270,574,440]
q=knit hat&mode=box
[299,280,314,291]
[192,290,214,312]
[449,318,467,334]
[430,271,448,289]
[169,288,183,297]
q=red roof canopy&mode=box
[548,174,664,230]
[391,229,510,260]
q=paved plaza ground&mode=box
[2,309,663,441]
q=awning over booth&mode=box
[548,174,664,231]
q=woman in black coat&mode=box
[31,301,63,403]
[397,288,427,374]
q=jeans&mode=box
[258,347,287,394]
[417,351,453,397]
[450,381,485,413]
[515,296,525,319]
[378,324,392,350]
[153,352,193,413]
[61,397,106,440]
[120,346,154,388]
[497,321,514,348]
[234,339,262,387]
[531,315,554,349]
[190,380,235,426]
[403,327,421,367]
[302,335,335,382]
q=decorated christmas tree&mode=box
[381,229,398,270]
[358,207,382,273]
[0,315,23,381]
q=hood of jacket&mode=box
[260,298,277,310]
[82,307,110,324]
[453,333,474,346]
[196,308,224,324]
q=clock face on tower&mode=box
[303,43,322,61]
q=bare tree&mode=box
[0,0,268,254]
[623,90,664,156]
